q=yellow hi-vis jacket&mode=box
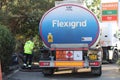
[24,40,34,54]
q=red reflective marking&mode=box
[39,62,50,66]
[89,61,100,66]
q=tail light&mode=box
[39,62,50,66]
[89,61,100,66]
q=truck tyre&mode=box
[42,69,54,76]
[91,66,102,76]
[108,50,118,64]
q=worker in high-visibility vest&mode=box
[23,37,34,69]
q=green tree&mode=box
[0,0,54,35]
[0,0,55,53]
[0,24,15,74]
[85,0,101,20]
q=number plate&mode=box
[89,54,97,60]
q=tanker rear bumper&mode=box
[39,60,101,68]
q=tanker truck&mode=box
[100,0,120,63]
[39,3,103,76]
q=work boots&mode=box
[28,65,32,70]
[23,64,32,69]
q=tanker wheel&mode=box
[108,50,118,64]
[91,66,102,76]
[42,68,54,76]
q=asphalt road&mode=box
[4,63,120,80]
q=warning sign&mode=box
[66,51,73,58]
[73,51,83,60]
[47,33,53,42]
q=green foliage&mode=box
[32,35,43,61]
[0,0,54,36]
[0,24,15,74]
[0,0,55,53]
[85,0,101,20]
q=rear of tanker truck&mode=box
[39,3,103,76]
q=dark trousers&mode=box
[24,53,33,65]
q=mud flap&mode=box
[42,68,54,76]
[91,66,102,76]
